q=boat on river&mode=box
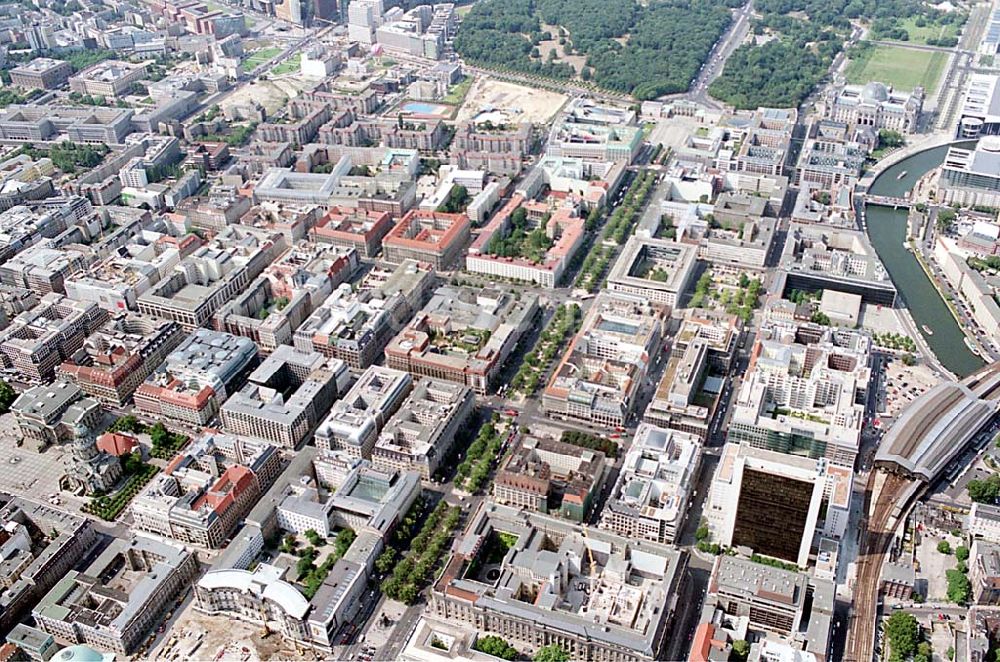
[897,171,908,180]
[922,325,933,336]
[965,337,981,356]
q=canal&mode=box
[865,143,985,377]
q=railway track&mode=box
[844,472,915,662]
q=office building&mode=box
[493,433,607,523]
[957,74,1000,138]
[315,365,412,457]
[430,502,687,662]
[56,315,185,407]
[0,105,134,145]
[938,136,1000,207]
[9,58,72,90]
[385,285,538,395]
[543,293,664,428]
[134,329,258,426]
[131,433,281,548]
[600,424,701,545]
[970,502,1000,544]
[466,197,586,288]
[33,536,198,656]
[972,540,1000,605]
[607,236,698,307]
[727,322,870,468]
[293,284,394,370]
[311,207,393,258]
[69,61,147,99]
[221,346,350,449]
[0,293,107,384]
[382,209,471,270]
[645,310,740,440]
[371,379,474,479]
[706,444,852,568]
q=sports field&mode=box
[845,43,947,94]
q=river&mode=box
[865,143,985,377]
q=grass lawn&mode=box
[245,46,282,70]
[845,43,947,94]
[272,53,301,75]
[442,77,473,105]
[887,16,959,45]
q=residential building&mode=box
[371,379,474,479]
[221,346,350,449]
[385,285,538,395]
[543,293,664,428]
[430,502,687,662]
[315,365,412,457]
[33,536,198,656]
[970,502,1000,544]
[600,424,701,545]
[131,433,281,548]
[451,121,532,176]
[494,433,607,522]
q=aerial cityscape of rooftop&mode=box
[1,0,1000,661]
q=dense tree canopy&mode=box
[710,0,931,108]
[455,0,732,99]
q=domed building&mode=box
[53,645,116,662]
[59,423,123,496]
[822,80,924,133]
